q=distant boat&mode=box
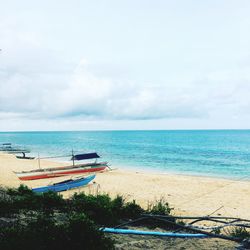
[14,152,108,181]
[32,174,96,193]
[0,143,30,154]
[16,152,35,160]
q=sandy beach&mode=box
[0,153,249,219]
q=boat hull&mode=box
[32,174,96,193]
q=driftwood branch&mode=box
[114,217,148,229]
[141,213,250,222]
[113,214,250,243]
[142,214,242,243]
[188,223,250,230]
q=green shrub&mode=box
[70,193,115,225]
[2,186,65,214]
[70,193,144,225]
[230,227,250,240]
[39,191,65,212]
[211,227,221,235]
[0,185,177,237]
[122,200,144,219]
[0,212,114,250]
[0,197,13,215]
[111,195,124,218]
[1,186,146,224]
[147,198,172,215]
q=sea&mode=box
[0,130,250,180]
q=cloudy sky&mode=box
[0,0,250,131]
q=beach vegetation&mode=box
[0,212,114,250]
[211,227,221,235]
[176,220,185,226]
[0,185,177,249]
[69,193,143,225]
[230,227,250,240]
[147,198,172,215]
[0,186,64,215]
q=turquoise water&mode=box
[0,130,250,179]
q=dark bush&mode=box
[122,200,144,219]
[230,227,250,240]
[70,193,115,225]
[0,212,114,250]
[0,185,177,249]
[39,191,65,212]
[1,186,65,214]
[70,193,144,225]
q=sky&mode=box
[0,0,250,131]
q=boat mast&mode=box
[72,149,75,167]
[38,153,41,169]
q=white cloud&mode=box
[1,51,250,124]
[43,60,204,120]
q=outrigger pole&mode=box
[38,153,41,169]
[72,149,75,167]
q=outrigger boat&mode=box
[32,174,96,193]
[14,152,108,181]
[0,143,30,154]
[16,152,35,160]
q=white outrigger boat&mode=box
[14,152,109,181]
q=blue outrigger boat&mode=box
[32,174,95,193]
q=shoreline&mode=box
[46,156,250,182]
[111,163,250,182]
[1,153,250,219]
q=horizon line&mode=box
[1,128,250,133]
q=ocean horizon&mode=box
[1,129,250,180]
